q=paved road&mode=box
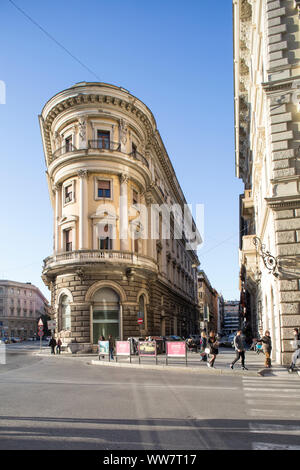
[0,351,299,450]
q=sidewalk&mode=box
[35,347,294,378]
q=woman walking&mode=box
[259,330,272,368]
[207,331,219,368]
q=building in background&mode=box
[39,82,200,351]
[197,270,219,333]
[223,301,240,335]
[233,0,300,364]
[0,280,49,339]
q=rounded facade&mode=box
[40,82,199,350]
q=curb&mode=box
[90,359,264,377]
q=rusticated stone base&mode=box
[45,266,198,344]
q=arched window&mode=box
[61,295,71,330]
[92,288,120,344]
[138,295,145,323]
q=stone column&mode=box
[119,174,129,251]
[78,170,88,250]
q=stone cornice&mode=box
[265,195,300,210]
[41,91,184,213]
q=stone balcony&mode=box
[241,189,254,219]
[48,140,149,169]
[43,249,158,275]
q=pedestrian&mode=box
[230,330,248,370]
[108,334,114,360]
[56,337,62,354]
[249,337,257,351]
[98,335,105,359]
[259,330,272,368]
[199,331,208,362]
[288,328,300,372]
[49,336,56,355]
[206,331,219,368]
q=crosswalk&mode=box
[242,374,300,450]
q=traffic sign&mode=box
[138,318,143,324]
[38,331,44,337]
[38,319,43,327]
[38,326,44,331]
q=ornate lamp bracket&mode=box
[253,236,278,277]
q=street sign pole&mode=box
[38,319,44,352]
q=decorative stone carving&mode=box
[119,119,128,146]
[119,173,129,185]
[78,116,87,148]
[77,169,88,179]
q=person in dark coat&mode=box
[259,331,272,368]
[230,330,248,370]
[56,337,62,354]
[108,334,114,360]
[49,337,57,355]
[207,331,219,368]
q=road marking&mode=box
[248,409,299,417]
[249,423,300,435]
[252,442,300,450]
[243,387,299,392]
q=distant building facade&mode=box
[223,301,240,335]
[0,280,49,339]
[233,0,300,364]
[197,271,219,333]
[39,82,200,351]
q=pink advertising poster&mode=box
[166,342,186,357]
[116,341,130,356]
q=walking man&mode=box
[108,334,114,361]
[260,330,272,368]
[230,330,248,370]
[49,336,56,355]
[289,328,300,372]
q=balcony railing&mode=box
[88,140,121,151]
[50,141,149,169]
[129,150,149,168]
[51,144,77,161]
[43,249,157,272]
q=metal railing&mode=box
[129,150,149,168]
[88,140,121,151]
[51,144,77,161]
[49,141,149,169]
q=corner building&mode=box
[234,0,300,364]
[39,82,199,351]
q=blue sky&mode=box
[0,0,243,301]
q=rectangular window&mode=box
[97,130,110,149]
[97,180,111,198]
[99,237,112,250]
[65,230,72,252]
[65,136,72,152]
[65,184,73,203]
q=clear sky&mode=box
[0,0,243,302]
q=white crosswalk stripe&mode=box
[242,374,300,449]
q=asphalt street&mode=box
[0,344,299,450]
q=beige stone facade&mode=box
[39,82,200,351]
[234,0,300,364]
[0,280,49,339]
[197,271,219,333]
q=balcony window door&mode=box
[99,224,112,250]
[65,229,72,252]
[65,136,72,152]
[97,130,110,149]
